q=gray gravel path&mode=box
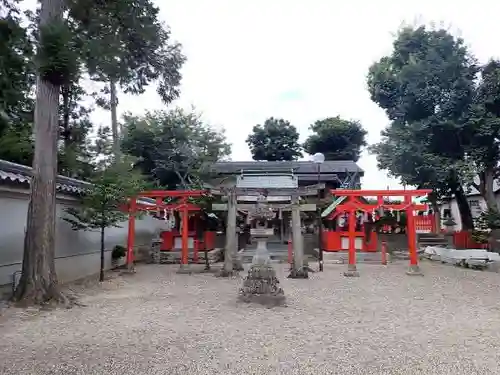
[1,262,500,374]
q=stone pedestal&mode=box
[238,264,286,307]
[176,264,192,274]
[406,264,424,276]
[343,264,360,277]
[287,260,309,279]
[233,259,244,271]
[238,236,285,307]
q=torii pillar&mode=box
[231,190,244,271]
[405,195,423,276]
[288,195,308,279]
[177,200,191,274]
[218,188,243,276]
[343,209,360,277]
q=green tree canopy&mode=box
[367,26,478,229]
[121,108,231,188]
[246,117,302,161]
[0,2,98,177]
[0,3,35,164]
[57,80,94,179]
[462,60,500,211]
[303,116,367,161]
[68,0,186,154]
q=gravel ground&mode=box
[1,261,500,375]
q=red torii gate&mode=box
[331,189,432,276]
[126,190,207,269]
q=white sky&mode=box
[22,0,500,188]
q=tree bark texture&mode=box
[61,84,70,149]
[429,195,441,233]
[110,80,120,158]
[13,0,66,305]
[99,226,105,282]
[454,186,474,230]
[479,169,499,212]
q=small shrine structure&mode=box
[125,190,208,273]
[327,189,432,276]
[212,168,323,278]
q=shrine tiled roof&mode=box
[211,160,363,176]
[236,174,298,189]
[0,159,89,195]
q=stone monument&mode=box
[238,194,286,307]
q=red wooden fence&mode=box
[415,215,436,233]
[452,231,489,249]
[322,231,378,252]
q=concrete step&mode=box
[418,233,449,248]
[419,236,447,241]
[240,248,315,264]
[148,248,223,264]
[419,240,448,245]
[419,238,449,247]
[241,252,289,262]
[322,251,389,264]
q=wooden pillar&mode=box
[126,198,136,270]
[193,239,199,263]
[344,208,359,277]
[348,210,356,266]
[405,195,422,275]
[181,202,189,266]
[177,198,192,274]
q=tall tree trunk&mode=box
[428,193,441,233]
[99,225,105,282]
[110,80,120,158]
[61,84,70,148]
[13,0,66,305]
[479,169,499,212]
[454,185,474,230]
[432,202,441,233]
[59,84,71,176]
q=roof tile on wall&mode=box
[0,160,88,194]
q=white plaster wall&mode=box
[438,195,489,231]
[0,189,163,286]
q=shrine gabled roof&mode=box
[211,160,363,175]
[236,174,298,189]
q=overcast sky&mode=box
[23,0,500,188]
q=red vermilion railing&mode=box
[453,231,489,249]
[415,215,436,233]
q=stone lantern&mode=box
[443,216,456,234]
[238,194,286,307]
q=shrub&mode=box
[111,245,127,260]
